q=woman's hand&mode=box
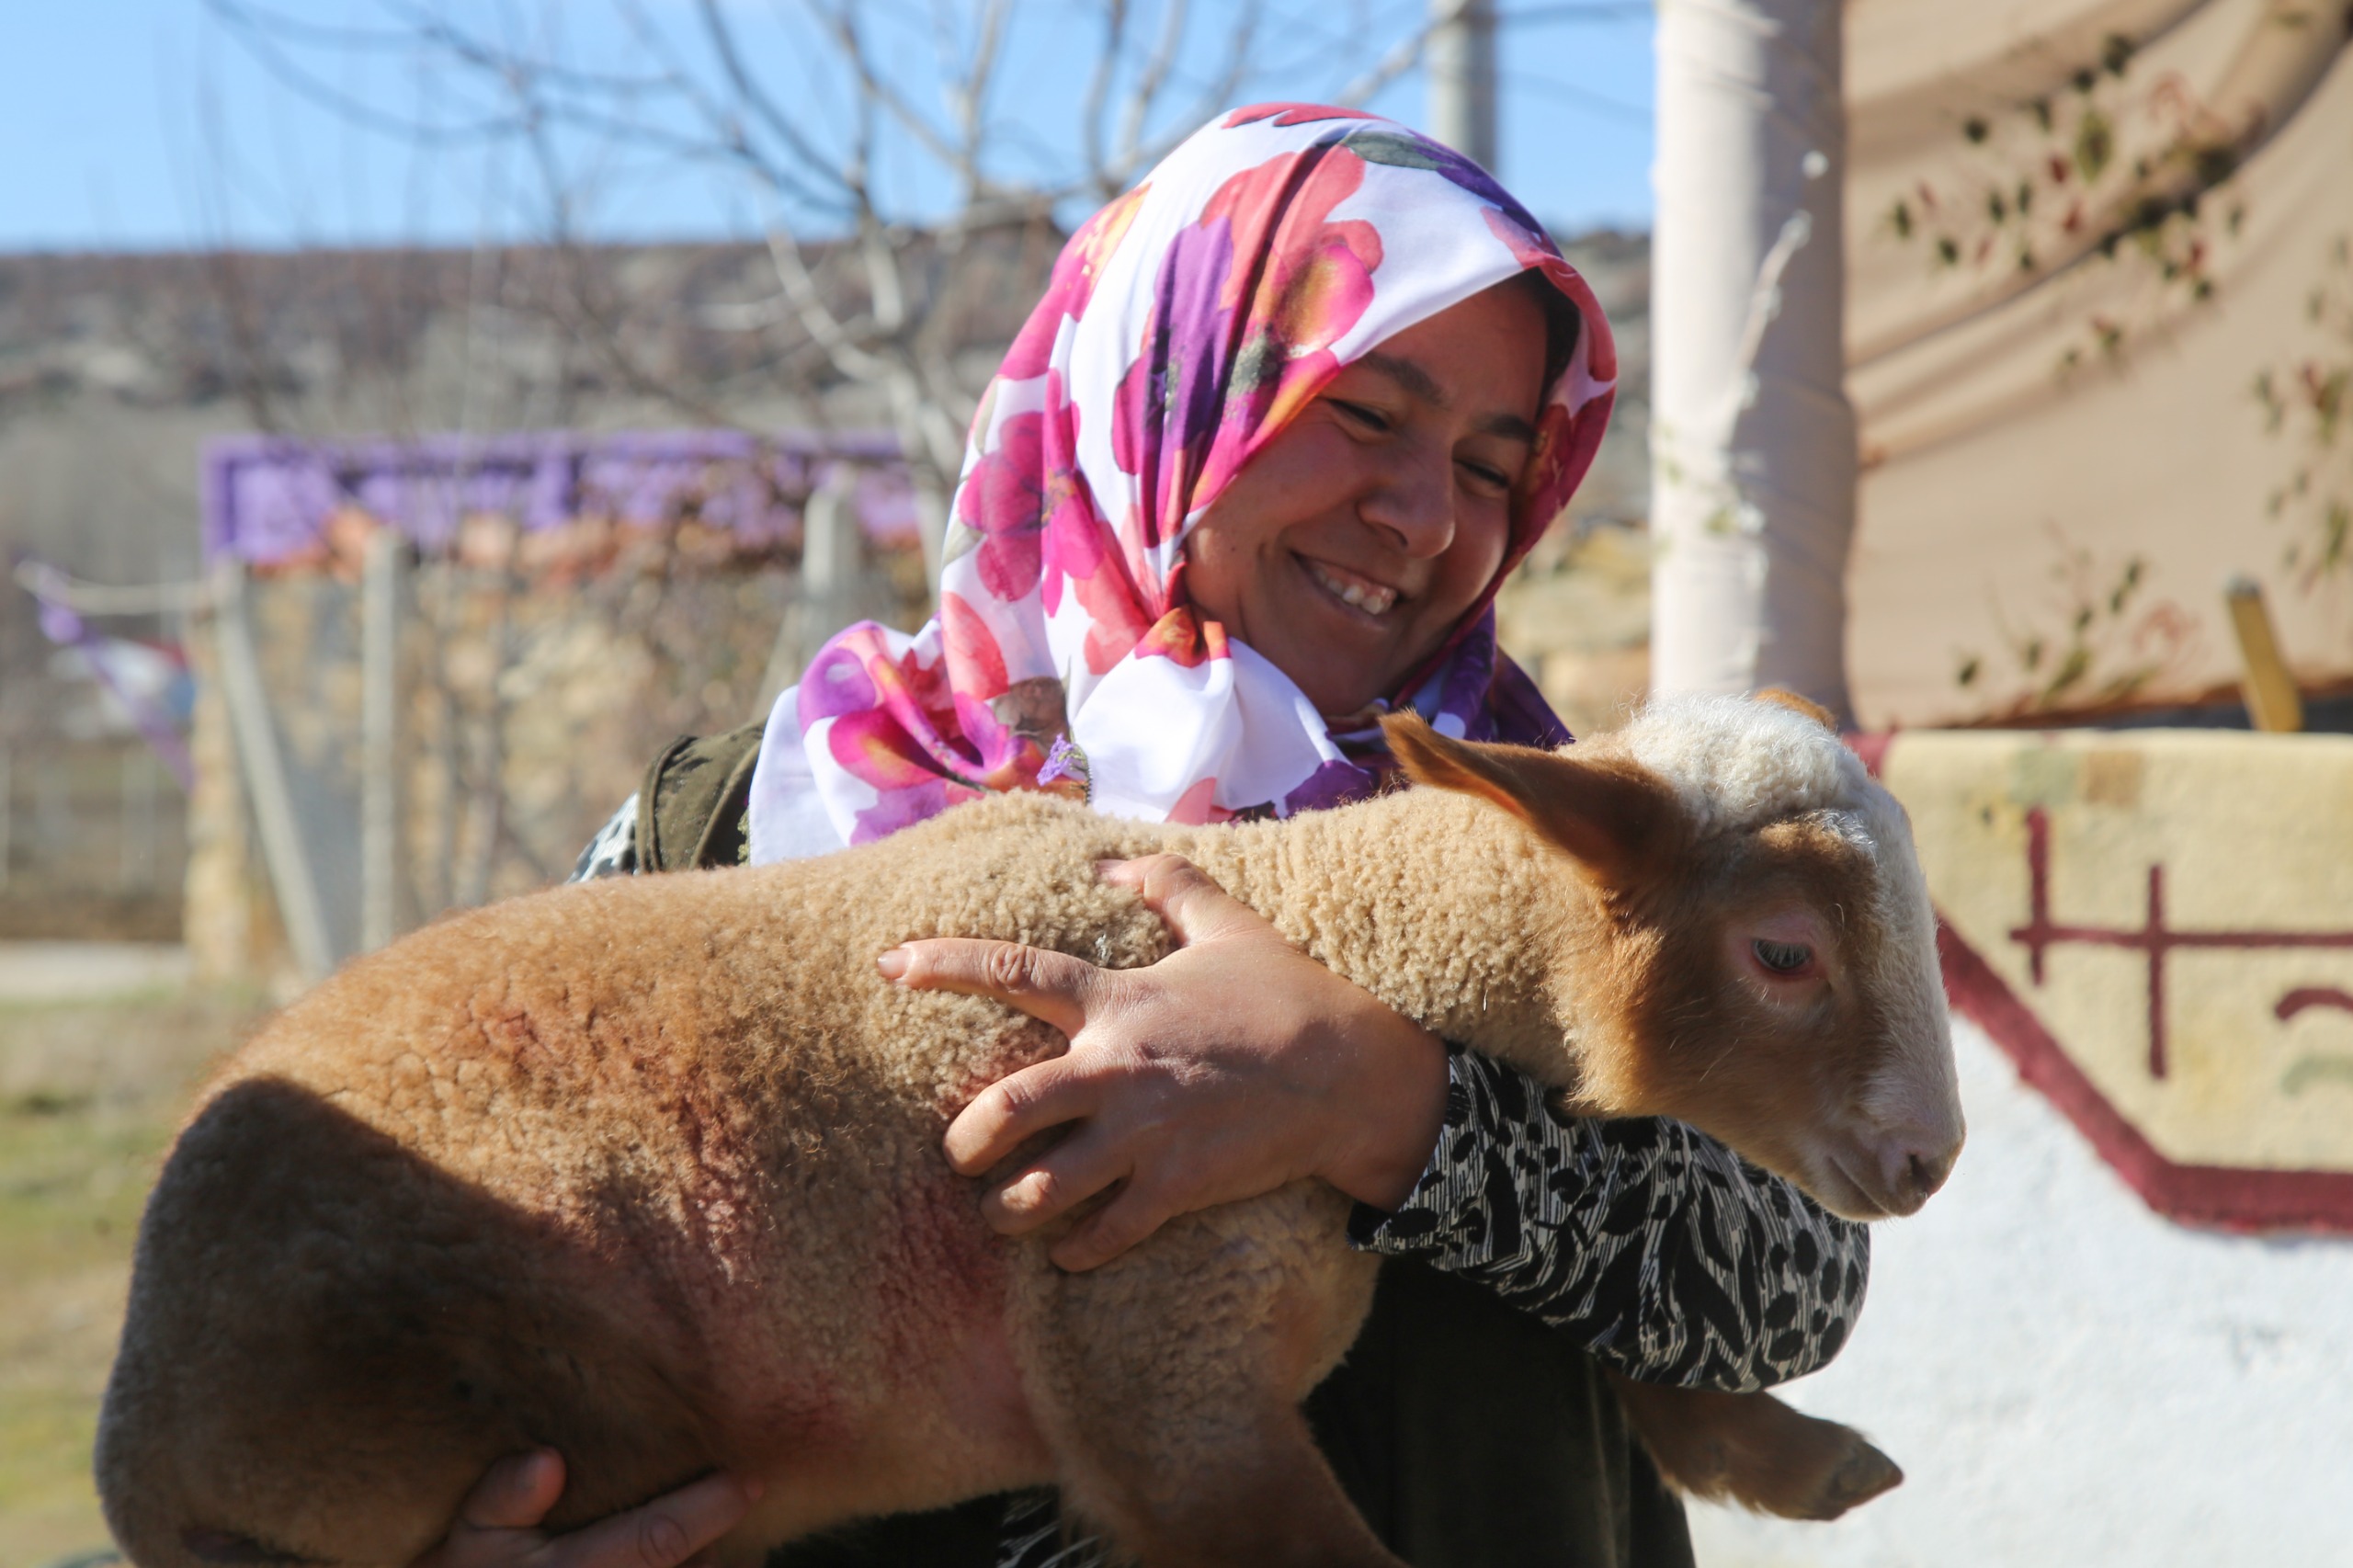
[878,854,1449,1271]
[415,1450,759,1568]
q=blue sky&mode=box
[2,1,1654,253]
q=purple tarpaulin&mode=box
[199,428,916,566]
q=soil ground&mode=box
[0,977,265,1568]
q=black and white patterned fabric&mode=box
[566,812,1869,1568]
[571,795,639,881]
[995,1491,1100,1568]
[1350,1047,1868,1391]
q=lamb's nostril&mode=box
[1873,1138,1957,1212]
[1890,1142,1958,1206]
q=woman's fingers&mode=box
[1100,854,1269,948]
[980,1123,1132,1234]
[424,1455,757,1568]
[453,1449,566,1534]
[880,937,1103,1037]
[1051,1175,1179,1272]
[942,1055,1101,1176]
[540,1472,761,1568]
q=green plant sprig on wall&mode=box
[1951,528,2199,719]
[1881,31,2245,373]
[2256,234,2353,586]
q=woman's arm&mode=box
[1353,1048,1869,1392]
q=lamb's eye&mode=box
[1753,938,1813,974]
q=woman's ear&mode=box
[1381,713,1677,891]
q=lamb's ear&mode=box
[1381,712,1676,890]
[1754,687,1837,730]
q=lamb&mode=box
[97,690,1964,1568]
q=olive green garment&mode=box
[635,731,1695,1568]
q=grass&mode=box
[0,989,265,1568]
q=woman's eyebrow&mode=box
[1355,351,1536,444]
[1357,351,1449,408]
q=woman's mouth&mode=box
[1302,557,1400,618]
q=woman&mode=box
[425,105,1869,1568]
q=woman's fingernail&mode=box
[876,949,909,981]
[742,1476,767,1502]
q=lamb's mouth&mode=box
[1302,557,1401,618]
[1815,1151,1897,1221]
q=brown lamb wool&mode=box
[97,693,1964,1568]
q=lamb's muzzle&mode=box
[97,691,1961,1565]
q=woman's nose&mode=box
[1357,450,1456,559]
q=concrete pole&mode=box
[360,529,409,951]
[757,465,868,710]
[802,467,865,659]
[1650,0,1856,720]
[213,562,336,985]
[1428,0,1500,170]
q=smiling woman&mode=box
[1182,278,1551,718]
[419,105,1869,1568]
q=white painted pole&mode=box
[757,465,867,710]
[360,530,408,951]
[1428,0,1500,171]
[1650,0,1856,719]
[212,562,336,983]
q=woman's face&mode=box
[1183,278,1550,717]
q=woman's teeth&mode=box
[1307,561,1398,617]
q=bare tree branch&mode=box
[210,0,1437,569]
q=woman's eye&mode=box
[1753,938,1813,974]
[1332,400,1391,433]
[1460,460,1512,493]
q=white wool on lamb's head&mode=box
[1612,692,1872,835]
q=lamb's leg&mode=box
[1009,1189,1400,1568]
[1055,1394,1398,1568]
[1605,1373,1904,1521]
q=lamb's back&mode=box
[106,794,1196,1551]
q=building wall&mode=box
[1689,1016,2353,1568]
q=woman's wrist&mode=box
[1318,1002,1449,1212]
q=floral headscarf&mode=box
[747,103,1617,858]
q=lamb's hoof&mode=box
[1798,1439,1904,1520]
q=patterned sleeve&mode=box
[1348,1047,1869,1393]
[569,795,640,882]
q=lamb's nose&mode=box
[1877,1135,1960,1212]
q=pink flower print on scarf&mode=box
[1111,141,1380,564]
[751,104,1618,858]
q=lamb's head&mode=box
[1385,691,1963,1221]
